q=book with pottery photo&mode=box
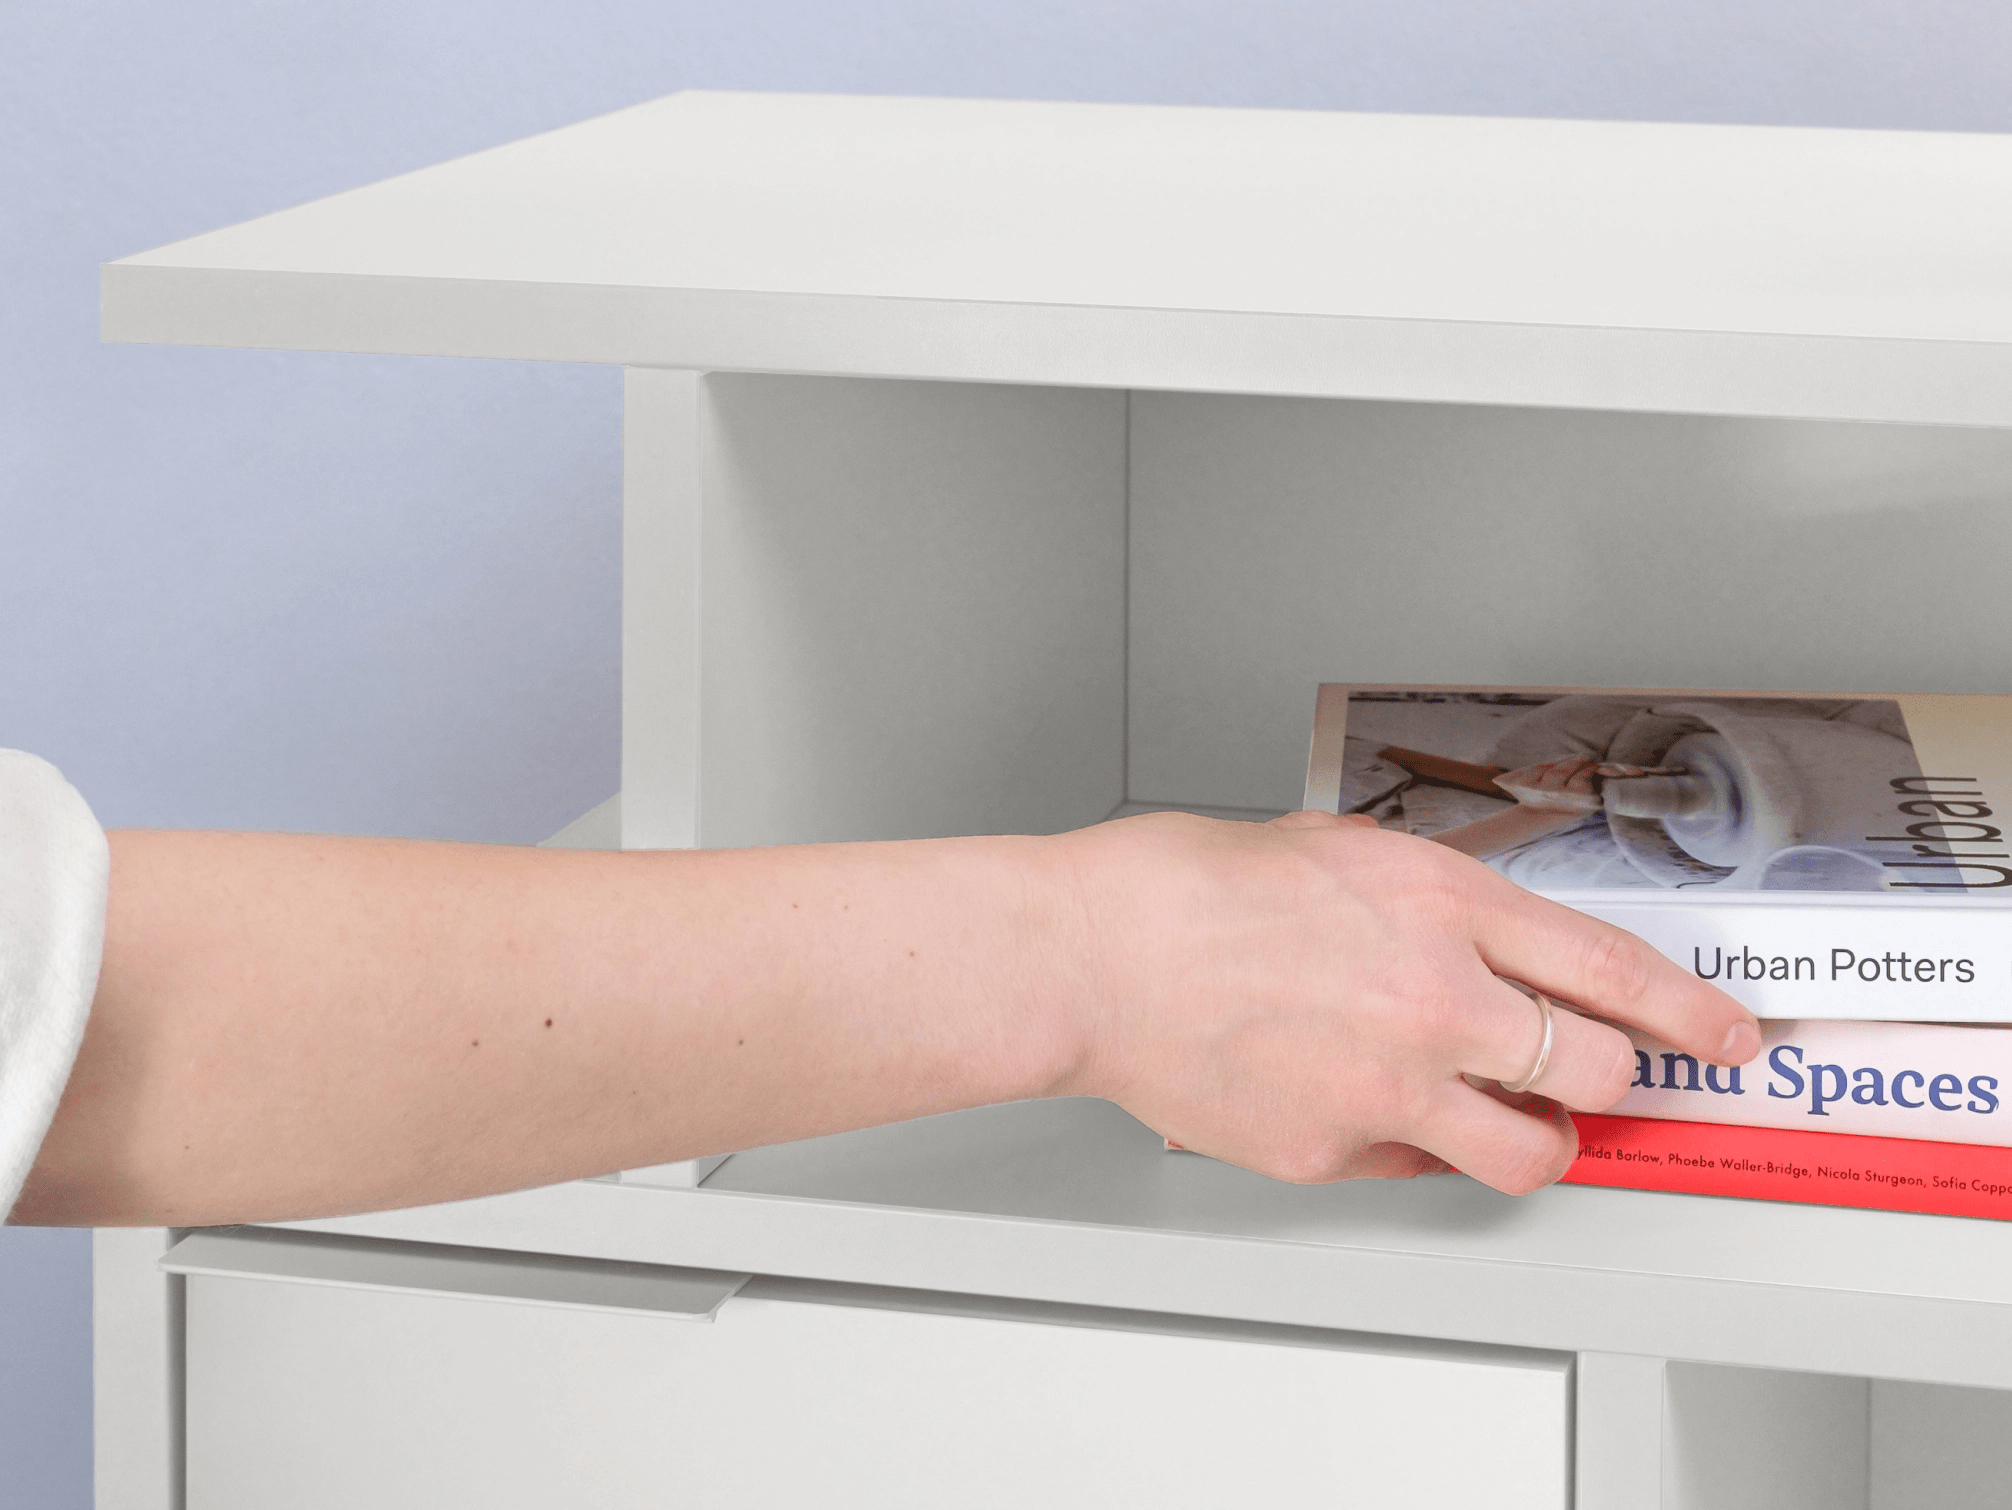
[1306,684,2012,1022]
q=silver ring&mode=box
[1500,989,1555,1095]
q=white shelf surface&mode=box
[280,1095,2012,1391]
[104,91,2012,425]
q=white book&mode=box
[1615,1019,2012,1147]
[1305,684,2012,1022]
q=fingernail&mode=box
[1720,1019,1762,1062]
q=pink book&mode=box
[1612,1018,2012,1146]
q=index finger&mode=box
[1466,870,1761,1066]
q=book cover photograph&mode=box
[1305,685,2012,1021]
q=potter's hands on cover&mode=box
[1428,755,1668,864]
[1493,754,1659,813]
[1055,809,1760,1195]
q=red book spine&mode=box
[1566,1113,2012,1220]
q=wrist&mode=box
[1021,813,1217,1107]
[990,831,1109,1103]
[873,832,1103,1111]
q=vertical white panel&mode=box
[1870,1379,2012,1505]
[620,367,705,851]
[1578,1352,1665,1510]
[696,376,1126,847]
[1664,1363,1867,1510]
[93,1227,181,1510]
[1128,393,2012,812]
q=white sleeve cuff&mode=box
[0,751,110,1222]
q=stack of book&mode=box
[1304,682,2012,1219]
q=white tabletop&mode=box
[103,92,2012,425]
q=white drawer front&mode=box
[186,1268,1568,1508]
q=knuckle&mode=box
[1362,832,1468,912]
[1398,847,1476,917]
[1577,927,1656,1012]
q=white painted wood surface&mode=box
[1126,393,2012,812]
[280,1096,2012,1392]
[1870,1379,2012,1504]
[1663,1363,1868,1509]
[161,1228,748,1321]
[101,93,2012,425]
[93,1228,182,1510]
[619,367,706,852]
[667,374,1126,849]
[1580,1355,1895,1510]
[1577,1353,1665,1510]
[184,1260,1569,1509]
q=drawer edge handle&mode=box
[161,1227,750,1323]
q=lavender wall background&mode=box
[7,2,2012,1501]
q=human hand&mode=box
[1049,809,1759,1194]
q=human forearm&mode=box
[15,829,1083,1227]
[16,810,1762,1228]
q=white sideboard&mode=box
[98,90,2012,1508]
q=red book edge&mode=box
[1564,1113,2012,1220]
[1172,1119,2012,1219]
